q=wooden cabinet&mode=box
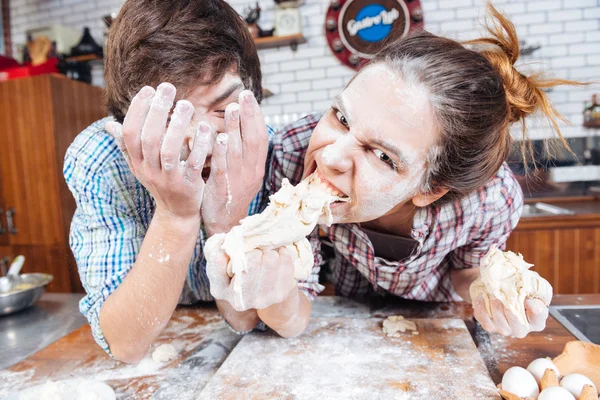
[0,75,105,292]
[506,207,600,295]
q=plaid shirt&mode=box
[64,118,274,354]
[265,113,524,302]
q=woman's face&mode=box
[303,64,440,224]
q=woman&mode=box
[209,6,581,339]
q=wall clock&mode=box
[325,0,424,69]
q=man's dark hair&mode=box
[105,0,262,123]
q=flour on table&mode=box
[16,379,113,400]
[205,172,350,302]
[469,245,553,325]
[152,343,178,363]
[382,315,418,338]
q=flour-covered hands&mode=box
[205,243,297,312]
[473,297,548,338]
[201,90,269,236]
[105,83,211,221]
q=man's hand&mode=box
[206,244,297,312]
[473,297,548,338]
[105,83,211,220]
[201,90,269,236]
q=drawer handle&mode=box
[6,208,17,235]
[0,209,5,234]
[0,256,10,277]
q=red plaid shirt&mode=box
[264,113,524,302]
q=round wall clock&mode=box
[325,0,424,69]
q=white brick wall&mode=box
[10,0,600,138]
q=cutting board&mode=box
[200,318,500,400]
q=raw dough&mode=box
[382,315,418,338]
[152,343,178,363]
[205,173,349,295]
[469,244,553,325]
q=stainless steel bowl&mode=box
[0,273,53,316]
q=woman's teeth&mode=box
[312,173,349,200]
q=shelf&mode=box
[64,54,103,63]
[262,88,275,99]
[254,34,306,51]
[584,121,600,129]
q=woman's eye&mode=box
[335,110,349,128]
[372,149,397,170]
[214,110,226,118]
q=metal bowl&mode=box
[0,273,53,316]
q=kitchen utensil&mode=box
[0,255,25,293]
[8,255,25,276]
[200,318,500,399]
[0,273,53,316]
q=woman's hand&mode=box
[201,90,269,236]
[473,296,549,338]
[106,83,211,220]
[206,245,297,312]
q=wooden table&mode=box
[1,295,597,399]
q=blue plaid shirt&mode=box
[64,117,274,355]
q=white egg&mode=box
[526,358,561,383]
[538,386,576,400]
[560,373,597,399]
[502,366,540,399]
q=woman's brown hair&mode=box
[372,4,584,203]
[105,0,262,123]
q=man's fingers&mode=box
[224,103,242,172]
[208,133,229,187]
[184,122,211,185]
[525,298,548,332]
[239,90,269,170]
[122,86,155,163]
[277,247,293,266]
[105,121,124,148]
[106,121,136,172]
[141,82,176,168]
[161,100,194,172]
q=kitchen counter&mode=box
[0,293,86,369]
[523,196,600,214]
[517,197,600,230]
[0,294,597,398]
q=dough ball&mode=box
[152,343,178,363]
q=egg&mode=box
[538,386,576,400]
[527,358,561,383]
[560,374,597,399]
[501,366,540,398]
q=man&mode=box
[64,0,320,363]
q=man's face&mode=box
[179,71,246,178]
[303,64,440,224]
